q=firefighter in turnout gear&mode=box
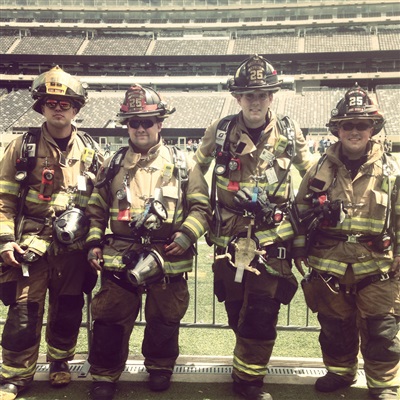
[0,66,102,400]
[194,55,313,400]
[86,84,211,400]
[294,85,400,400]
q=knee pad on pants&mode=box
[363,315,400,362]
[318,313,358,358]
[89,321,124,368]
[51,294,84,338]
[238,295,280,340]
[2,302,40,352]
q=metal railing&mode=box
[0,240,320,353]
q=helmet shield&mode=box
[31,65,87,114]
[228,54,282,94]
[327,85,385,136]
[53,208,89,244]
[125,249,165,287]
[117,84,175,124]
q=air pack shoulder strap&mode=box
[15,128,41,183]
[95,146,129,189]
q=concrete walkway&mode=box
[34,355,367,388]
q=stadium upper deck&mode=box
[0,0,399,30]
[0,0,398,147]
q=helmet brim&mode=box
[327,116,385,137]
[229,81,282,94]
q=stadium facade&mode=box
[0,0,399,150]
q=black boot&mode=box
[232,381,273,400]
[90,381,117,400]
[149,372,171,392]
[315,372,356,392]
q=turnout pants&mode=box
[0,251,90,388]
[89,275,189,382]
[303,271,400,390]
[213,256,297,386]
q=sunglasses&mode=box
[128,119,155,129]
[44,99,73,110]
[340,122,373,131]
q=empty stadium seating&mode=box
[82,36,152,56]
[2,86,397,139]
[12,35,84,55]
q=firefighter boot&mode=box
[315,372,356,392]
[369,387,399,399]
[49,361,72,386]
[233,381,273,400]
[0,383,23,400]
[90,381,117,400]
[149,371,171,392]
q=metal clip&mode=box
[141,236,152,245]
[346,234,361,243]
[379,272,390,281]
[277,247,286,260]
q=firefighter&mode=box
[0,66,102,399]
[294,85,400,399]
[193,55,313,400]
[86,84,211,400]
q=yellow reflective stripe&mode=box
[0,179,19,195]
[194,148,213,165]
[326,365,357,377]
[164,258,193,274]
[255,220,294,247]
[233,355,268,376]
[47,344,75,360]
[88,192,108,208]
[309,256,391,276]
[186,192,209,203]
[338,218,386,234]
[87,227,104,243]
[1,361,37,379]
[293,235,306,248]
[26,190,67,206]
[309,255,348,275]
[366,374,400,389]
[182,215,206,238]
[103,254,125,270]
[26,189,89,208]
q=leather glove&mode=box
[233,187,258,213]
[255,190,278,226]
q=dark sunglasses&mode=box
[340,121,372,131]
[128,119,155,129]
[44,99,73,110]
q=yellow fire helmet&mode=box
[30,65,87,114]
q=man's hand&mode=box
[164,232,186,256]
[233,187,257,212]
[1,242,25,268]
[88,247,104,272]
[294,256,309,277]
